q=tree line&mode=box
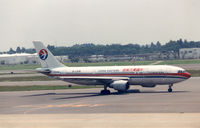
[1,39,200,58]
[0,47,36,54]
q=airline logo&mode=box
[39,49,48,60]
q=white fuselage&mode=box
[47,65,191,86]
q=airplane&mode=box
[33,41,191,95]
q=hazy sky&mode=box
[0,0,200,51]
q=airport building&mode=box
[88,55,105,62]
[0,53,39,65]
[179,48,200,59]
[56,55,70,63]
[0,53,71,65]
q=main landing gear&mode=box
[168,84,173,92]
[100,85,111,95]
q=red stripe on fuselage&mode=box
[49,72,191,78]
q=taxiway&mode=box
[0,77,199,114]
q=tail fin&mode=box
[33,41,65,68]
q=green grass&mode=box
[0,76,55,82]
[187,70,200,77]
[0,59,200,71]
[0,64,40,70]
[0,61,155,70]
[158,59,200,65]
[0,85,101,92]
[64,61,156,67]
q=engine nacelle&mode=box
[141,84,156,88]
[109,80,130,91]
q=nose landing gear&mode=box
[168,84,173,92]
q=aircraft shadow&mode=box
[22,92,98,97]
[22,90,189,100]
[138,90,189,94]
[54,90,189,100]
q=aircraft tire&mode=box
[100,90,111,95]
[168,88,172,92]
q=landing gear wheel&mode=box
[168,84,173,93]
[168,88,172,92]
[100,90,111,95]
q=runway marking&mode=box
[45,104,103,108]
[16,103,104,114]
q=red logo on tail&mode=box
[39,49,48,60]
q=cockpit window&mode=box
[178,70,186,73]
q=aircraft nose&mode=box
[184,72,191,78]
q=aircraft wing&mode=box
[58,76,129,84]
[59,76,129,80]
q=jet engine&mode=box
[109,80,130,91]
